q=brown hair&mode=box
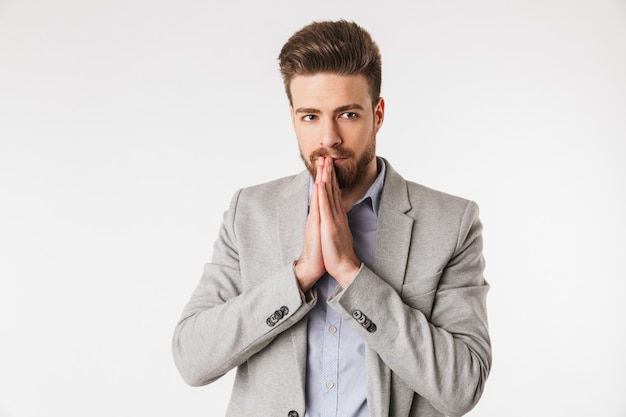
[278,20,382,106]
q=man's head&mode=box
[279,21,384,192]
[278,20,382,108]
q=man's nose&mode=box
[320,119,341,148]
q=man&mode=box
[172,20,491,417]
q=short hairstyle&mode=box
[278,20,382,106]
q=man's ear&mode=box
[374,97,385,133]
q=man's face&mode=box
[289,73,384,190]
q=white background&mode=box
[1,0,625,416]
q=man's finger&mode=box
[327,157,342,214]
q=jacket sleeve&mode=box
[328,200,491,417]
[172,189,315,387]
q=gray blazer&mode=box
[172,159,491,417]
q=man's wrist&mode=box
[293,259,315,293]
[334,260,362,289]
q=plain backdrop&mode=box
[1,0,625,416]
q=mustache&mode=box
[309,148,353,164]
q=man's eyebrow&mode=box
[294,103,365,114]
[294,107,320,114]
[334,103,365,113]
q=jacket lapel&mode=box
[277,170,310,265]
[373,159,414,293]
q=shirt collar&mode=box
[308,157,386,216]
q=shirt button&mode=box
[326,381,334,389]
[329,325,337,334]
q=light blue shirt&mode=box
[305,158,386,417]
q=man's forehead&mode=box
[290,73,372,108]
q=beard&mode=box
[300,133,376,190]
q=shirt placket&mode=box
[320,275,341,417]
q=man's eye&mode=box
[340,112,357,119]
[303,115,317,121]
